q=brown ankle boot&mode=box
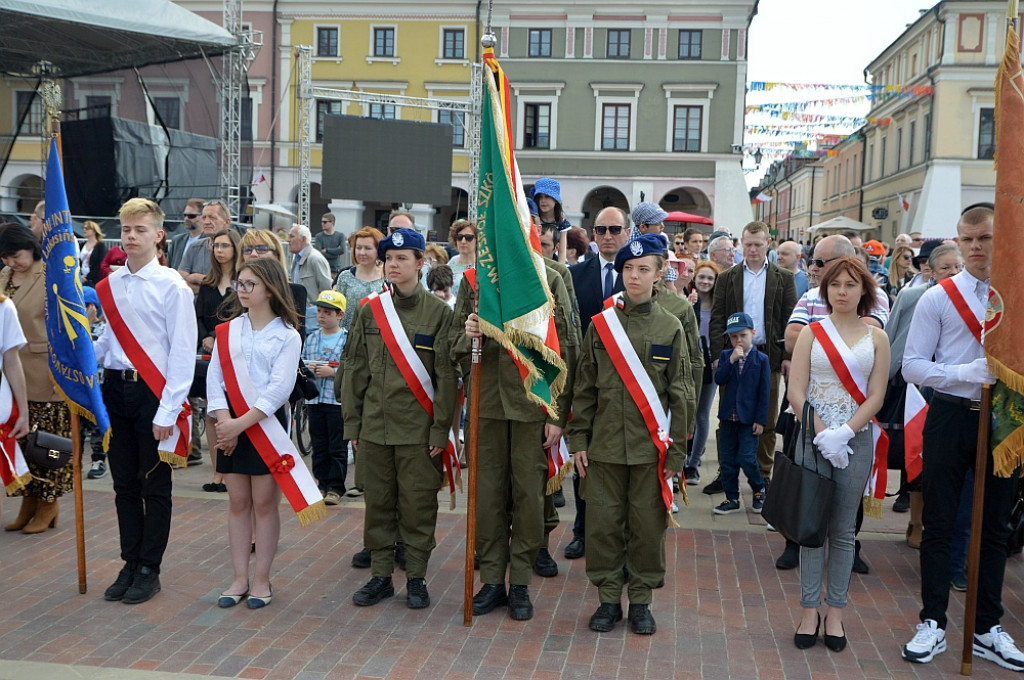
[907,491,923,549]
[22,499,58,534]
[5,495,37,531]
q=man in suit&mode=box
[564,206,629,559]
[709,221,796,484]
[167,198,205,272]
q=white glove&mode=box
[822,445,851,470]
[813,424,856,457]
[958,358,996,385]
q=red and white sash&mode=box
[591,295,679,524]
[0,376,28,493]
[938,277,983,343]
[96,276,191,466]
[363,290,461,506]
[809,318,889,518]
[216,319,325,526]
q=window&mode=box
[867,143,874,182]
[317,26,339,57]
[678,30,702,59]
[896,127,903,172]
[316,100,343,142]
[529,29,552,57]
[85,95,111,117]
[152,96,180,129]
[523,103,551,148]
[443,29,465,59]
[374,27,395,57]
[672,106,701,152]
[438,109,465,147]
[607,29,630,58]
[369,103,396,120]
[601,104,630,150]
[924,113,932,161]
[978,108,995,159]
[880,136,887,177]
[909,120,917,165]
[15,90,43,135]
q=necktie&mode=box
[603,262,613,300]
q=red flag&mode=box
[904,383,927,482]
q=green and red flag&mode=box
[475,46,566,416]
[987,7,1024,477]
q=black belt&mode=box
[933,392,981,411]
[104,368,141,383]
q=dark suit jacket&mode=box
[709,261,796,372]
[167,230,201,270]
[714,347,770,425]
[569,255,624,335]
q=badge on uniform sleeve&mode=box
[414,334,435,352]
[650,344,673,362]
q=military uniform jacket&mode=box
[451,264,578,427]
[342,284,457,449]
[567,291,692,472]
[656,282,703,402]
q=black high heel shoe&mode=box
[794,613,820,649]
[823,618,847,652]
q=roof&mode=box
[0,0,236,78]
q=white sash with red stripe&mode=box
[590,297,679,524]
[364,290,461,506]
[96,276,191,466]
[217,319,325,526]
[809,318,888,518]
[0,376,28,493]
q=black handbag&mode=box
[23,430,73,470]
[290,358,321,403]
[877,372,908,471]
[761,402,837,548]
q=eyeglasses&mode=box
[242,245,271,254]
[594,225,624,235]
[455,234,476,242]
[212,242,234,250]
[203,200,225,207]
[901,254,912,260]
[810,255,842,268]
[674,241,686,246]
[231,279,261,293]
[183,213,200,219]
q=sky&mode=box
[744,0,938,185]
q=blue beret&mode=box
[613,234,667,273]
[377,228,425,261]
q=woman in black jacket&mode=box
[80,220,108,287]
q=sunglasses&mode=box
[810,255,842,268]
[242,245,271,254]
[594,225,624,235]
[232,279,261,293]
[183,213,200,219]
[455,234,476,242]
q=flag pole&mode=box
[961,385,992,675]
[463,334,481,626]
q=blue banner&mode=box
[42,137,110,447]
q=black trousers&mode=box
[103,376,173,573]
[307,403,347,495]
[920,397,1019,632]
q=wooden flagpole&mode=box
[463,335,481,626]
[961,385,992,675]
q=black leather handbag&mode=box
[23,430,73,470]
[761,402,837,548]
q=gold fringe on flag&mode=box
[545,459,573,496]
[5,472,29,495]
[296,500,327,527]
[862,495,883,520]
[666,511,680,530]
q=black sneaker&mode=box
[702,475,724,495]
[683,467,700,486]
[533,547,558,577]
[628,603,657,635]
[122,565,161,604]
[553,489,566,507]
[564,537,585,559]
[589,603,623,632]
[352,576,394,606]
[508,584,533,621]
[406,578,430,609]
[472,583,507,615]
[103,562,137,601]
[87,460,107,479]
[351,548,371,568]
[893,491,911,513]
[186,455,204,467]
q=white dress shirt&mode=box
[599,255,618,288]
[207,314,301,418]
[93,257,197,427]
[902,269,987,400]
[742,258,768,345]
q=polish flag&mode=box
[897,193,910,211]
[753,191,772,203]
[904,383,928,482]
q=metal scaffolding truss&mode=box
[295,45,482,230]
[218,0,261,221]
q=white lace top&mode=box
[807,326,875,431]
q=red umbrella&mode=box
[665,210,713,225]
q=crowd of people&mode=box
[1,185,1021,670]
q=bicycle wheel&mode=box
[293,399,312,457]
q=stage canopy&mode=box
[0,0,236,78]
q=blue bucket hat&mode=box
[614,234,667,273]
[377,227,426,261]
[531,177,563,206]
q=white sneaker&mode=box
[670,502,679,513]
[902,619,946,663]
[974,625,1024,671]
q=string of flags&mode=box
[745,96,873,112]
[748,82,934,97]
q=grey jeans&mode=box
[799,429,873,609]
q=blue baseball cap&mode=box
[613,234,667,273]
[377,227,425,261]
[531,177,563,206]
[724,312,754,335]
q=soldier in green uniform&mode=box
[342,228,457,610]
[453,255,576,620]
[568,234,694,635]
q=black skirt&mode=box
[216,406,289,476]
